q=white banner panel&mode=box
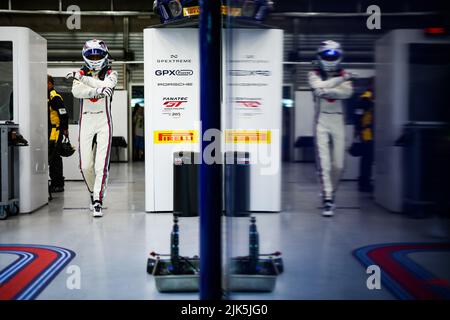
[144,28,283,212]
[224,29,283,212]
[144,29,200,212]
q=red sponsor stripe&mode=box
[0,247,59,300]
[314,110,326,199]
[99,98,112,202]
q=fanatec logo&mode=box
[155,69,194,76]
[163,97,188,108]
[236,99,262,108]
[229,70,271,76]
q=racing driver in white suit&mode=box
[308,40,354,217]
[69,39,118,218]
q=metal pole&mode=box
[0,9,155,16]
[122,16,131,162]
[199,0,222,300]
[123,17,130,87]
[1,127,9,204]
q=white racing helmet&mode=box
[317,40,343,72]
[82,39,110,72]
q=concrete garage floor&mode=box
[0,162,449,300]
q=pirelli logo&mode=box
[183,6,242,17]
[183,6,200,16]
[222,6,242,16]
[225,130,272,144]
[154,130,199,144]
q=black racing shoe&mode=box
[93,201,103,218]
[322,200,335,217]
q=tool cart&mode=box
[0,123,24,220]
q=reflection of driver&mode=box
[308,40,354,217]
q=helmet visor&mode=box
[84,48,107,61]
[168,0,182,17]
[318,49,341,62]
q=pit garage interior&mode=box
[0,0,449,300]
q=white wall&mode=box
[0,27,48,213]
[373,30,447,212]
[110,90,128,162]
[295,91,315,139]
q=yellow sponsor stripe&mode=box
[183,6,200,17]
[221,5,242,17]
[154,130,199,144]
[183,6,242,17]
[225,130,272,144]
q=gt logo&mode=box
[163,101,187,108]
[155,69,194,76]
[238,101,261,108]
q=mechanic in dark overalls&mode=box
[354,87,374,193]
[48,75,69,193]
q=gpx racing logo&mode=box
[155,69,194,76]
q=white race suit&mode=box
[308,69,353,201]
[72,66,118,203]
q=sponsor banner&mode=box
[225,130,272,144]
[145,29,201,212]
[183,6,242,17]
[224,29,283,212]
[154,130,199,144]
